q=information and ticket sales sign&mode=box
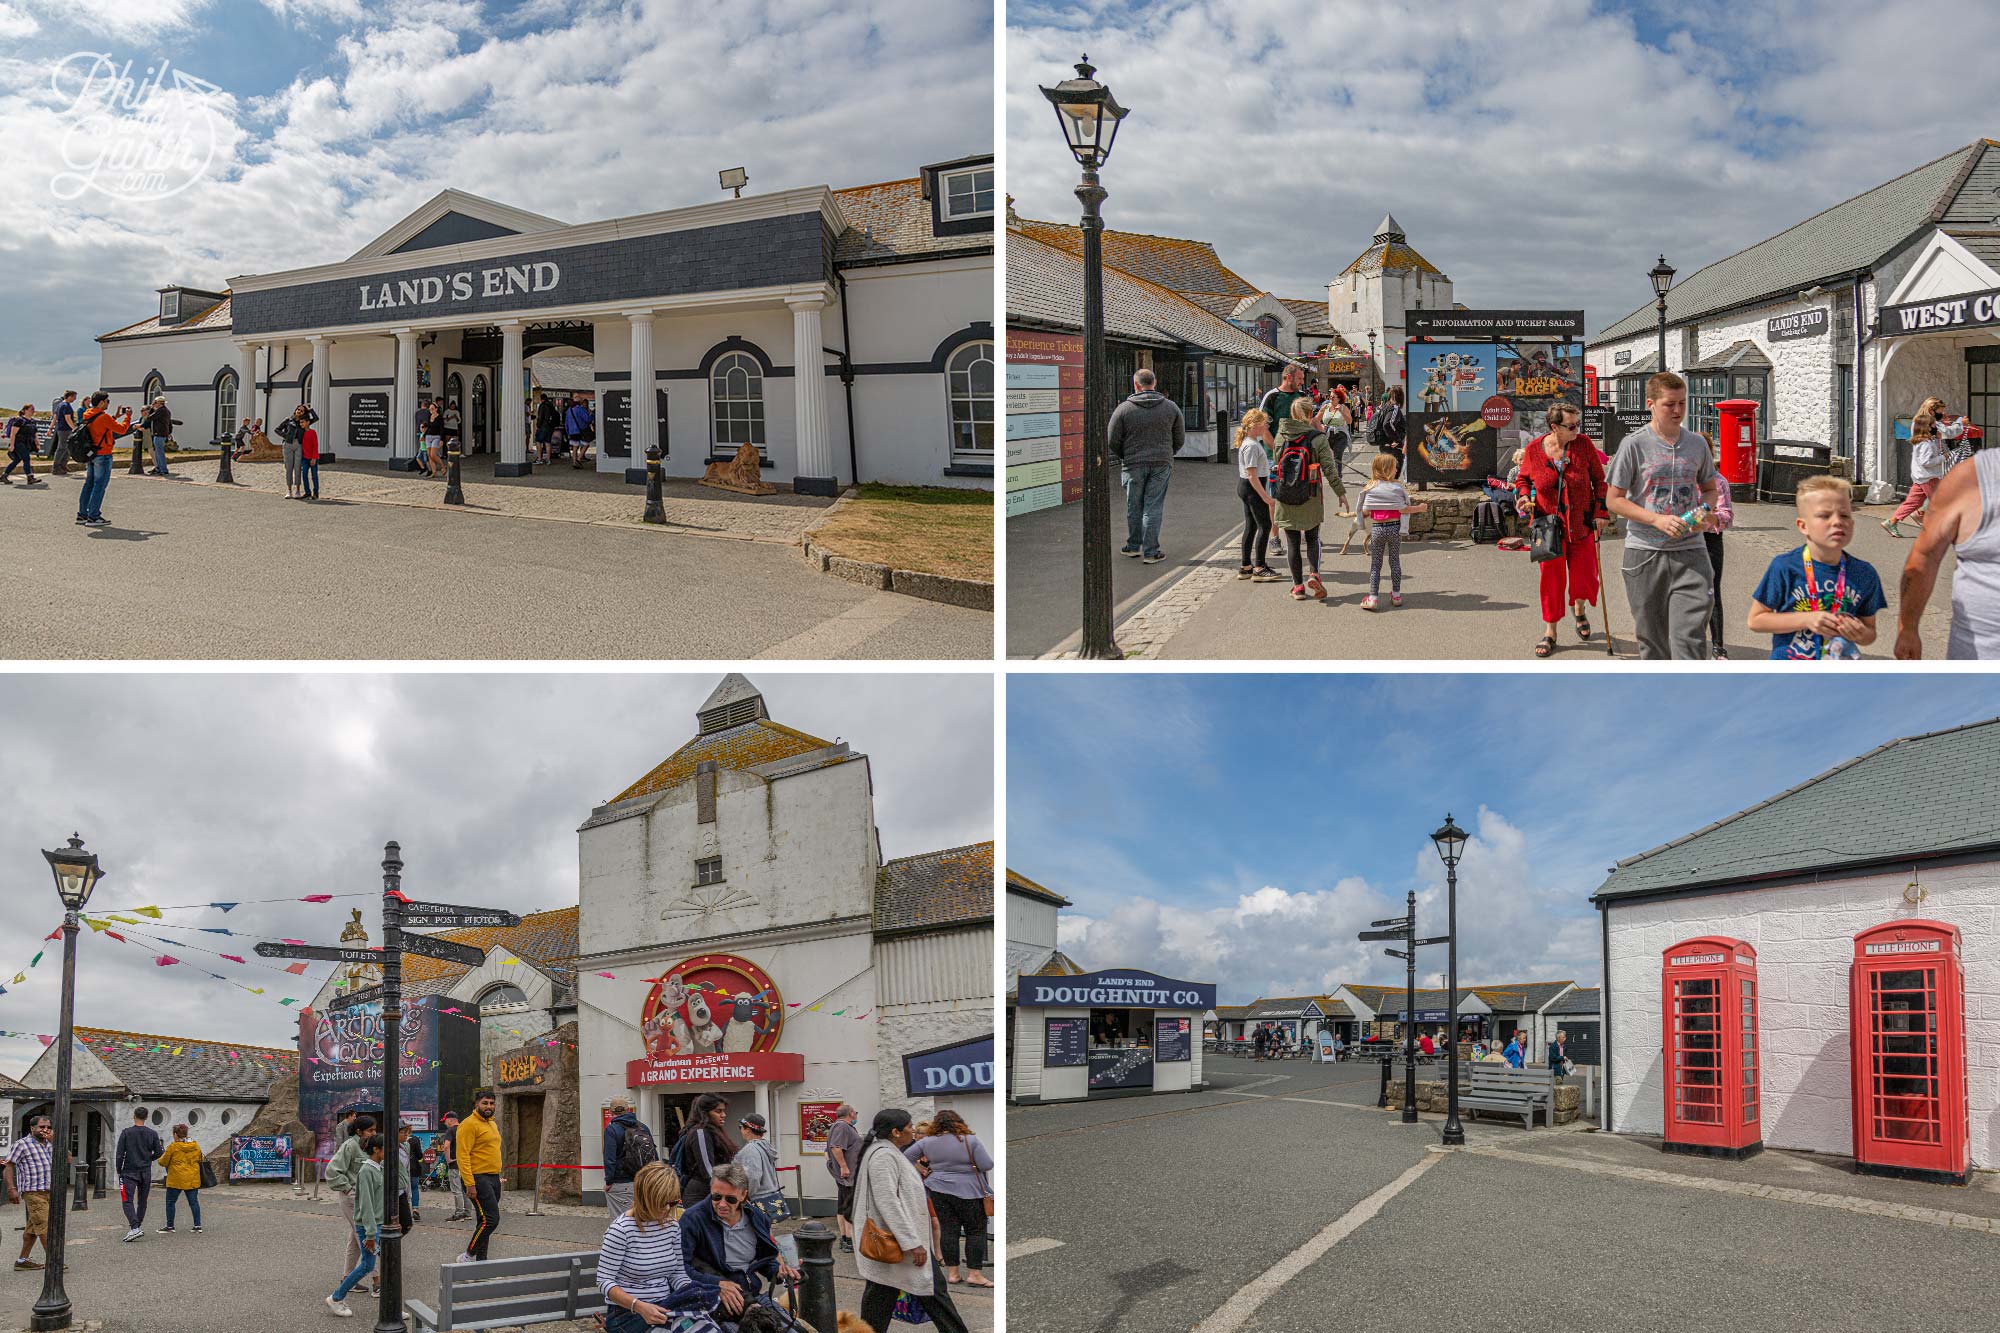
[625,1050,805,1087]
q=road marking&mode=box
[1214,1073,1293,1095]
[1009,1237,1066,1260]
[752,591,923,659]
[1191,1150,1444,1333]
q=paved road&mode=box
[1007,1053,2000,1333]
[0,1184,995,1332]
[0,471,990,660]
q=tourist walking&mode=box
[1514,403,1607,657]
[1252,1025,1268,1061]
[325,1132,385,1317]
[396,1123,421,1228]
[563,393,595,464]
[76,393,134,526]
[325,1114,377,1280]
[1504,1034,1524,1068]
[904,1110,993,1289]
[736,1113,788,1234]
[1234,408,1280,582]
[1108,368,1184,563]
[597,1162,717,1333]
[1367,387,1407,471]
[4,1115,57,1271]
[276,407,310,495]
[673,1093,736,1210]
[853,1108,970,1333]
[1318,385,1356,482]
[438,1111,468,1220]
[48,390,78,474]
[2,404,41,485]
[1703,474,1737,658]
[825,1103,861,1254]
[1271,399,1341,602]
[156,1122,204,1233]
[602,1096,659,1221]
[1257,365,1311,441]
[1547,1032,1571,1084]
[458,1089,503,1263]
[534,392,561,465]
[115,1107,163,1241]
[299,413,321,499]
[416,402,441,476]
[1884,406,1957,537]
[1605,372,1721,659]
[679,1161,801,1325]
[1748,476,1883,659]
[145,397,181,476]
[1357,451,1426,611]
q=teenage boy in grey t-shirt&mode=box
[1605,372,1721,660]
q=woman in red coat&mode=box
[1514,403,1608,657]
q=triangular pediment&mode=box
[349,189,568,262]
[1883,229,2000,308]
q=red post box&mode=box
[1660,936,1762,1159]
[1849,920,1969,1185]
[1715,399,1759,489]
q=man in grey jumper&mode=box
[1108,369,1185,563]
[1606,371,1720,659]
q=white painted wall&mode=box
[1014,1008,1087,1103]
[842,254,994,488]
[1006,893,1059,952]
[1606,861,2000,1168]
[98,329,243,441]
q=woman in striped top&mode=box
[599,1162,717,1332]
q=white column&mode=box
[234,341,259,435]
[497,321,527,476]
[392,329,418,468]
[627,310,656,484]
[789,296,834,495]
[309,336,333,459]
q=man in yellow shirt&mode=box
[455,1089,503,1262]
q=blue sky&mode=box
[1008,673,2000,1005]
[1008,0,1998,346]
[0,0,992,406]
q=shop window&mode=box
[213,368,238,440]
[941,166,994,221]
[710,351,766,454]
[1688,371,1768,445]
[1969,348,2000,445]
[696,856,723,885]
[946,341,993,457]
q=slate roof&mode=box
[1610,350,1663,377]
[1339,240,1443,279]
[1279,298,1338,338]
[1546,987,1601,1016]
[1212,1005,1253,1022]
[833,176,995,266]
[1686,339,1774,373]
[1005,943,1086,997]
[1595,716,2000,901]
[1591,140,1996,344]
[875,842,995,935]
[400,905,580,1004]
[64,1026,295,1101]
[1949,232,2000,273]
[99,295,234,342]
[1341,985,1482,1015]
[610,719,839,803]
[0,1071,29,1095]
[1005,869,1071,907]
[1468,982,1576,1013]
[1008,230,1293,366]
[1013,219,1260,298]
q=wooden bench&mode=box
[409,1251,603,1332]
[1460,1064,1556,1129]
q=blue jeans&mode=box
[79,453,111,519]
[151,433,169,472]
[1121,464,1171,557]
[409,1173,419,1209]
[332,1225,378,1302]
[165,1187,200,1228]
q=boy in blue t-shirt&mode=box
[1748,475,1885,659]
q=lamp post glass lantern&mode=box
[1650,255,1675,380]
[1040,56,1129,660]
[1431,814,1467,1146]
[32,835,103,1331]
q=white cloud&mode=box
[0,4,37,39]
[15,0,211,39]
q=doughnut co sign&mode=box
[1016,970,1217,1011]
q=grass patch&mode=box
[807,483,993,582]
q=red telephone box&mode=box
[1849,920,1969,1185]
[1661,937,1762,1159]
[1715,399,1759,489]
[1583,364,1599,407]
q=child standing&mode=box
[1234,409,1280,582]
[299,419,320,500]
[1883,409,1949,537]
[1271,399,1342,600]
[1748,475,1885,659]
[1357,452,1427,610]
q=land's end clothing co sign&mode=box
[1875,288,2000,339]
[229,211,833,336]
[1767,308,1828,341]
[1016,969,1217,1011]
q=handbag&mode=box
[859,1217,904,1264]
[1528,457,1566,564]
[958,1135,994,1219]
[890,1291,932,1325]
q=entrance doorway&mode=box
[444,362,499,454]
[655,1093,698,1157]
[509,1093,544,1192]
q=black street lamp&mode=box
[1649,255,1676,379]
[1431,813,1468,1147]
[33,834,103,1332]
[376,842,406,1333]
[1367,329,1379,403]
[1041,56,1129,660]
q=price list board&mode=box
[1044,1016,1089,1068]
[1006,328,1084,516]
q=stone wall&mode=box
[1402,1076,1582,1125]
[493,1020,581,1203]
[1400,491,1621,543]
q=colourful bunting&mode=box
[282,939,305,946]
[10,975,22,986]
[210,903,237,912]
[299,895,333,903]
[106,933,125,943]
[154,956,179,967]
[132,907,162,919]
[171,1047,181,1056]
[284,963,308,975]
[36,1036,50,1047]
[44,930,60,942]
[222,955,246,964]
[246,988,264,995]
[596,972,615,979]
[201,929,233,936]
[84,918,110,932]
[279,998,298,1006]
[28,952,42,968]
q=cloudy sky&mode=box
[0,0,993,405]
[1009,0,2000,342]
[0,671,992,1078]
[1008,674,2000,1005]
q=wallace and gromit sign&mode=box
[625,953,803,1087]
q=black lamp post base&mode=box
[29,1304,73,1332]
[1442,1122,1465,1146]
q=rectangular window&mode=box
[1969,348,2000,447]
[695,857,723,886]
[942,167,994,220]
[160,291,179,322]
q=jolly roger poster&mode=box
[639,954,785,1059]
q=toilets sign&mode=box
[358,262,562,314]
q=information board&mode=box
[1155,1017,1191,1064]
[229,1134,293,1181]
[1044,1016,1088,1068]
[1006,328,1084,516]
[1088,1047,1154,1090]
[347,393,389,450]
[601,388,669,459]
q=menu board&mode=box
[1155,1017,1191,1064]
[347,393,389,450]
[1044,1016,1088,1068]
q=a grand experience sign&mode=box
[1016,969,1216,1011]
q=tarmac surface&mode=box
[0,1184,995,1332]
[1006,1053,2000,1333]
[0,467,990,660]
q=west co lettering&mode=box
[359,261,561,312]
[1886,292,2000,335]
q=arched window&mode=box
[479,983,529,1009]
[947,341,993,458]
[471,375,487,453]
[710,351,765,453]
[142,372,165,406]
[213,368,239,441]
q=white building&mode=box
[1587,137,2000,500]
[572,675,993,1211]
[1327,213,1456,397]
[1595,717,2000,1171]
[95,154,995,492]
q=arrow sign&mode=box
[400,933,485,967]
[254,942,380,965]
[398,900,521,929]
[1371,917,1412,929]
[331,984,385,1009]
[1384,948,1411,960]
[1358,928,1406,942]
[1412,936,1451,947]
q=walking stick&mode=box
[1593,518,1615,656]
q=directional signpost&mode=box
[1358,893,1453,1125]
[401,932,487,968]
[254,943,382,966]
[331,984,384,1010]
[398,901,522,930]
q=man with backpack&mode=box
[1369,387,1408,471]
[1257,365,1311,443]
[1106,368,1184,564]
[562,393,595,466]
[601,1096,658,1220]
[75,392,135,526]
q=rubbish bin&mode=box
[1757,438,1834,503]
[1716,399,1759,489]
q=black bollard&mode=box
[1378,1055,1392,1109]
[127,429,146,475]
[1214,409,1230,464]
[443,439,464,506]
[642,444,665,524]
[91,1153,105,1200]
[217,437,235,485]
[794,1219,838,1333]
[70,1154,87,1211]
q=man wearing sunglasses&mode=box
[678,1162,801,1321]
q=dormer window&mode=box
[941,166,994,221]
[160,291,180,322]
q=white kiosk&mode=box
[1010,969,1216,1104]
